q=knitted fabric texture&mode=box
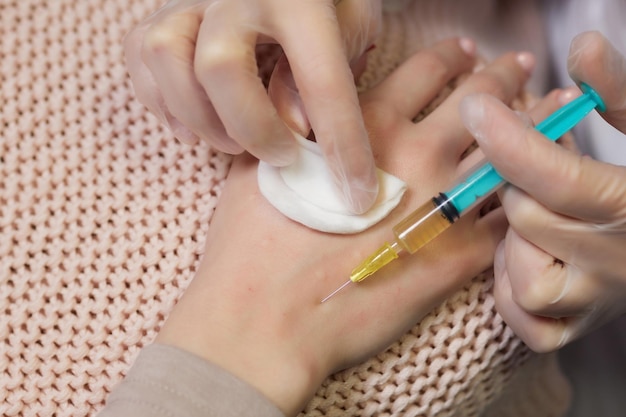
[0,1,569,416]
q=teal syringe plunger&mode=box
[321,83,606,303]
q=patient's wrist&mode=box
[155,271,326,416]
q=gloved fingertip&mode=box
[568,31,598,71]
[556,322,571,349]
[344,171,379,214]
[568,32,626,91]
[169,119,199,145]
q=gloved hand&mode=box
[460,31,626,352]
[124,0,382,213]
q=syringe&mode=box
[321,83,606,303]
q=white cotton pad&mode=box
[257,134,407,234]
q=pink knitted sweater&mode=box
[0,0,570,416]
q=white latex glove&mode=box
[124,0,382,213]
[459,31,626,352]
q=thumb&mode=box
[567,31,626,133]
[460,93,626,223]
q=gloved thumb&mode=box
[567,31,626,133]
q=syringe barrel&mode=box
[445,157,506,215]
[392,194,458,254]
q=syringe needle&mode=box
[321,279,352,303]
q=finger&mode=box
[277,2,378,214]
[492,242,569,353]
[267,54,311,137]
[125,24,199,144]
[362,38,477,120]
[526,88,581,151]
[493,236,626,351]
[526,88,573,123]
[567,31,626,133]
[499,226,605,318]
[498,182,626,291]
[141,10,242,154]
[430,52,534,159]
[193,4,299,166]
[460,93,626,223]
[456,88,569,184]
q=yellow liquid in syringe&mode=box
[350,195,457,282]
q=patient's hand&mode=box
[156,39,559,416]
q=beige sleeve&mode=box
[98,343,285,417]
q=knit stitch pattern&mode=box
[0,1,569,416]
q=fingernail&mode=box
[269,61,311,136]
[283,94,310,136]
[557,87,582,106]
[516,52,535,74]
[458,37,476,56]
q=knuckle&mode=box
[512,275,554,313]
[506,199,539,231]
[142,13,202,57]
[510,258,571,315]
[194,42,247,75]
[142,22,182,55]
